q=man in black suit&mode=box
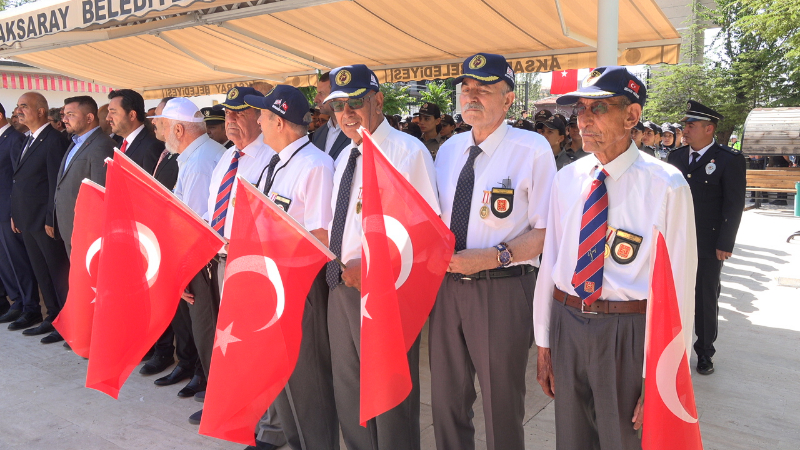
[667,100,746,375]
[9,92,71,343]
[56,96,116,257]
[107,89,164,174]
[0,102,40,326]
[312,72,351,164]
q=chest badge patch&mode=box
[490,187,514,218]
[269,193,292,212]
[706,160,716,175]
[610,229,643,265]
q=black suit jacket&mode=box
[312,124,351,162]
[667,143,746,258]
[11,124,69,232]
[154,152,179,191]
[124,127,164,175]
[0,125,26,221]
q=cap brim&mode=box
[555,87,618,105]
[217,102,250,110]
[243,95,269,110]
[323,88,373,103]
[454,72,502,85]
[681,114,717,123]
[149,114,204,122]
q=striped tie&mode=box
[210,150,244,234]
[571,168,609,305]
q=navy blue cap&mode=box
[542,116,566,135]
[201,107,225,124]
[324,65,380,102]
[556,66,646,106]
[534,109,552,123]
[454,53,515,90]
[643,121,662,134]
[633,121,646,131]
[244,85,312,126]
[219,86,263,110]
[681,100,723,123]
[661,122,677,135]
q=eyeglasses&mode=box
[574,101,626,116]
[329,94,373,113]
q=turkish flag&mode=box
[52,180,105,358]
[642,233,703,450]
[86,158,225,398]
[359,130,454,425]
[551,69,579,95]
[199,178,335,445]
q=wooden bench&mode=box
[746,168,800,209]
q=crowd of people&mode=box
[0,53,747,450]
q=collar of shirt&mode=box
[72,126,100,147]
[465,123,509,157]
[327,120,340,133]
[0,124,10,135]
[356,117,390,151]
[177,134,211,166]
[594,141,639,181]
[237,134,272,158]
[279,135,309,163]
[690,140,715,159]
[29,123,49,140]
[124,124,145,146]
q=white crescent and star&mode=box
[225,255,285,331]
[86,238,102,303]
[655,332,699,423]
[214,322,241,356]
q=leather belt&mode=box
[553,288,647,314]
[455,264,535,281]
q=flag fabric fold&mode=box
[199,178,335,445]
[86,154,225,398]
[359,130,454,425]
[642,232,703,450]
[52,180,105,358]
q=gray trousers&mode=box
[186,259,220,379]
[429,272,535,450]
[328,284,421,450]
[271,270,339,450]
[550,300,645,450]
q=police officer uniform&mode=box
[641,121,660,158]
[324,64,439,450]
[201,107,234,149]
[667,100,746,375]
[431,53,556,450]
[244,86,339,450]
[534,67,698,450]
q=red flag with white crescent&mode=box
[86,158,225,398]
[359,130,454,425]
[199,178,335,445]
[642,232,703,449]
[551,69,579,95]
[52,180,105,358]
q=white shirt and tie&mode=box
[689,140,715,165]
[19,123,49,160]
[173,134,225,217]
[120,124,144,153]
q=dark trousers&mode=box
[694,257,723,358]
[273,271,339,450]
[550,301,645,450]
[171,296,201,374]
[20,227,69,321]
[0,220,39,313]
[187,260,220,379]
[328,284,421,450]
[429,272,534,450]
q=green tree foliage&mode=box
[298,86,317,108]
[737,0,800,66]
[420,81,453,114]
[380,83,411,116]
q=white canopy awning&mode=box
[0,0,681,98]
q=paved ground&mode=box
[1,207,799,450]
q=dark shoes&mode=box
[8,312,43,331]
[154,365,192,386]
[194,390,205,402]
[697,355,714,375]
[188,409,202,425]
[0,308,21,323]
[41,330,64,344]
[139,354,174,375]
[178,375,206,398]
[22,321,54,336]
[244,441,279,450]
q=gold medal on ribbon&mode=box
[356,201,362,214]
[480,206,489,219]
[480,190,491,219]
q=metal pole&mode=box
[525,75,530,112]
[596,0,619,67]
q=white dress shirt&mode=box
[207,135,276,247]
[688,140,715,164]
[330,118,440,264]
[257,136,334,231]
[533,143,698,351]
[20,123,49,158]
[325,121,341,154]
[173,134,225,217]
[435,124,556,267]
[123,124,145,148]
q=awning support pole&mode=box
[597,0,620,66]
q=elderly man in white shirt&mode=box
[533,67,697,450]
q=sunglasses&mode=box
[329,94,373,113]
[574,101,626,116]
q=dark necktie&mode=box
[571,169,609,305]
[19,135,34,162]
[690,151,700,168]
[326,147,361,289]
[450,145,483,252]
[262,154,281,194]
[154,149,170,174]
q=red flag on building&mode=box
[199,178,335,445]
[551,69,579,95]
[359,130,455,425]
[86,158,225,398]
[642,233,703,450]
[52,180,105,358]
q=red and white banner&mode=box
[200,178,335,445]
[1,72,113,93]
[642,232,703,449]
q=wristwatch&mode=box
[495,242,513,267]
